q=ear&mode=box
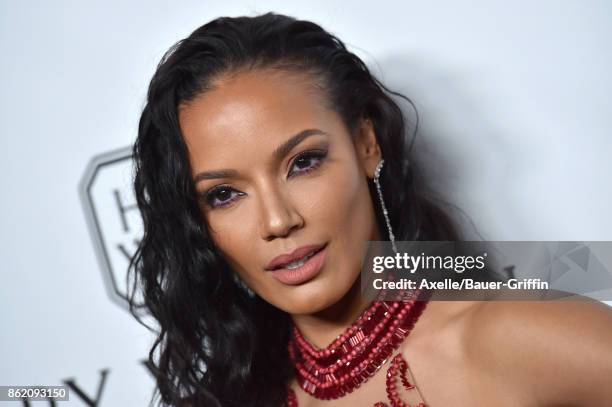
[354,117,382,179]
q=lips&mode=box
[267,244,328,285]
[265,243,327,271]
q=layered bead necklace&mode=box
[286,289,430,406]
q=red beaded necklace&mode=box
[286,289,429,406]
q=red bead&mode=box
[287,291,430,406]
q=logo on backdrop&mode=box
[79,147,144,314]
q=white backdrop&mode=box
[1,1,611,405]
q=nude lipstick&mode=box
[265,243,327,285]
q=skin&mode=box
[178,67,612,406]
[179,67,379,323]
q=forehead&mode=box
[178,68,337,162]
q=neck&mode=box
[290,275,373,349]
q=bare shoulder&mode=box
[464,296,612,406]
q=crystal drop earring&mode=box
[373,159,398,254]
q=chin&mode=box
[272,280,351,316]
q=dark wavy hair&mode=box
[128,11,462,407]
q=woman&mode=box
[128,12,612,407]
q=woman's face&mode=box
[179,68,382,315]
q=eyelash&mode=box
[201,149,328,209]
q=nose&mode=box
[258,184,304,241]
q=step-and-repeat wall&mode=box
[2,1,611,405]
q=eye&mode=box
[288,150,328,178]
[202,185,244,209]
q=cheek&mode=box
[311,159,374,243]
[205,213,258,278]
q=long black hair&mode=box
[128,11,461,407]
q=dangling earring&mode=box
[373,159,398,254]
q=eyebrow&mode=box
[193,128,330,184]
